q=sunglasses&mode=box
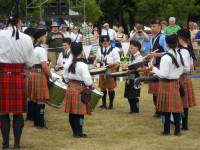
[88,25,93,26]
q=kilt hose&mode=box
[180,74,196,108]
[28,69,49,101]
[99,66,117,89]
[65,82,90,115]
[156,80,183,113]
[0,63,27,113]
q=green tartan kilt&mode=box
[156,80,183,113]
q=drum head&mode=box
[109,71,127,77]
[57,70,64,76]
[89,67,107,75]
[51,72,61,79]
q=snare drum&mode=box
[89,67,107,75]
[88,89,104,115]
[51,72,61,79]
[46,80,67,108]
[128,61,146,70]
[109,71,128,78]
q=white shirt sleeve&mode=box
[57,53,63,65]
[81,63,93,86]
[38,48,48,63]
[181,50,190,73]
[112,48,120,63]
[24,37,35,67]
[96,48,101,61]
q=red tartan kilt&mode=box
[148,74,159,94]
[99,66,117,89]
[0,63,27,113]
[28,73,49,101]
[180,74,196,108]
[156,80,183,113]
[65,82,89,115]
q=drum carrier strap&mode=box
[101,46,113,65]
[163,53,180,68]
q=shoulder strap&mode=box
[74,33,79,42]
[164,53,179,68]
[177,49,185,66]
[106,47,113,55]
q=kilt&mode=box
[0,63,27,113]
[156,80,183,113]
[99,66,117,89]
[180,74,196,108]
[28,69,49,101]
[124,72,140,99]
[148,74,159,94]
[65,82,89,115]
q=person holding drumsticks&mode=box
[93,35,120,109]
[63,42,94,138]
[28,29,56,129]
[122,40,144,113]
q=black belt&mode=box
[69,79,85,86]
[160,78,179,82]
[0,72,25,75]
[34,64,42,69]
[181,73,188,75]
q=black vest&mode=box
[151,32,165,66]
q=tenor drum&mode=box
[128,61,147,70]
[88,89,104,115]
[46,80,67,108]
[89,67,107,75]
[109,71,128,77]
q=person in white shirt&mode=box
[0,1,35,149]
[55,38,72,71]
[63,42,94,138]
[148,34,184,136]
[60,24,70,38]
[177,29,196,131]
[28,29,56,130]
[93,35,120,109]
[122,40,144,114]
[71,26,82,43]
[101,23,116,42]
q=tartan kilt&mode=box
[28,71,49,101]
[148,74,159,95]
[180,74,196,108]
[156,80,183,113]
[0,63,27,113]
[99,66,117,89]
[65,82,89,115]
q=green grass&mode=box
[2,78,200,150]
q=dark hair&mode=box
[165,34,178,55]
[100,35,110,43]
[68,42,83,74]
[136,25,143,30]
[63,38,71,45]
[130,40,141,51]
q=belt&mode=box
[69,79,85,86]
[34,64,42,69]
[0,72,25,75]
[160,78,179,82]
[181,73,188,75]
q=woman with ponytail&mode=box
[148,34,184,136]
[63,42,94,138]
[177,29,196,131]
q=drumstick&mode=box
[148,57,154,69]
[142,49,159,59]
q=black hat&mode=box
[24,28,37,37]
[177,29,191,40]
[33,29,46,40]
[150,18,161,25]
[63,38,72,45]
[165,34,178,46]
[130,40,141,51]
[71,42,83,57]
[100,35,110,43]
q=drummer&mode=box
[63,42,95,138]
[94,35,120,109]
[55,38,72,71]
[122,40,144,113]
[28,29,56,129]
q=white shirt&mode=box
[129,51,143,64]
[60,31,70,38]
[57,49,72,66]
[101,29,116,41]
[34,46,47,64]
[179,48,190,73]
[182,45,193,66]
[96,46,120,66]
[63,60,93,86]
[71,32,82,43]
[0,26,34,67]
[152,50,183,79]
[129,30,135,38]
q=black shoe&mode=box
[160,132,171,136]
[181,127,188,131]
[108,106,113,110]
[129,111,135,114]
[75,134,91,138]
[2,146,10,150]
[36,126,48,130]
[14,145,21,150]
[153,114,162,119]
[100,105,107,109]
[170,121,175,125]
[174,132,181,136]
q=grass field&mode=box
[1,78,200,150]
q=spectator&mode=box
[45,22,64,68]
[194,22,198,30]
[129,23,140,38]
[88,21,99,41]
[60,24,70,38]
[127,25,149,56]
[101,23,116,42]
[161,21,168,33]
[115,26,126,49]
[163,17,181,34]
[71,26,82,43]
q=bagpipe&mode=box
[134,75,160,89]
